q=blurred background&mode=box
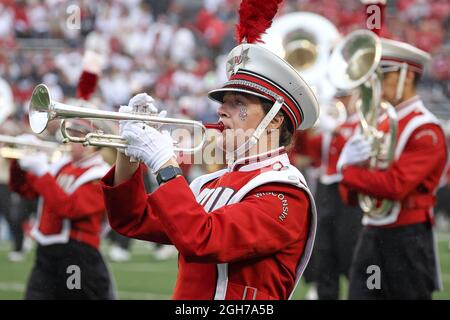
[0,0,449,299]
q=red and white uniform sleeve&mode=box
[102,164,172,244]
[341,124,447,200]
[32,173,105,219]
[9,160,39,199]
[9,160,104,219]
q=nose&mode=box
[217,104,230,119]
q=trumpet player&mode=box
[337,39,447,299]
[9,125,115,300]
[101,0,320,300]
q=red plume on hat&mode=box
[235,0,283,44]
[208,0,320,131]
[70,50,113,134]
[76,50,104,100]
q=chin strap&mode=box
[226,97,284,166]
[395,62,408,103]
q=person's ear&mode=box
[268,113,284,131]
[404,70,415,86]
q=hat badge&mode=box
[227,47,250,75]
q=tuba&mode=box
[328,30,398,219]
[260,12,346,126]
[260,12,340,87]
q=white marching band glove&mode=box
[118,93,167,155]
[16,135,50,177]
[337,133,372,173]
[15,133,41,145]
[121,121,175,173]
[122,92,167,117]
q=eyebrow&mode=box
[223,93,248,102]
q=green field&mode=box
[0,234,449,300]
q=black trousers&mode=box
[348,222,439,300]
[0,183,12,233]
[25,240,115,300]
[0,184,36,252]
[10,194,36,252]
[314,182,362,299]
[107,229,132,250]
[435,186,450,218]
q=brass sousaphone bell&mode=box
[261,12,347,126]
[328,30,398,219]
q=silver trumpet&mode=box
[29,84,224,153]
[0,134,69,162]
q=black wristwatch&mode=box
[156,165,183,185]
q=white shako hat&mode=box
[380,38,431,74]
[208,43,319,131]
[207,0,319,131]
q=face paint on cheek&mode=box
[239,106,248,121]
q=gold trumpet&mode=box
[0,134,69,162]
[29,84,224,153]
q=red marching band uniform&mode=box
[340,96,447,228]
[103,148,316,299]
[338,35,447,299]
[309,113,360,185]
[8,48,115,299]
[10,155,109,248]
[9,48,110,250]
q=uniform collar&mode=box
[228,147,290,172]
[345,112,359,124]
[395,95,422,120]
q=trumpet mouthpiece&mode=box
[204,122,225,132]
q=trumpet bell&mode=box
[30,84,51,134]
[328,30,382,91]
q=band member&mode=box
[101,0,320,300]
[308,91,362,299]
[9,126,114,300]
[8,48,115,299]
[337,38,447,299]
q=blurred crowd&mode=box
[0,0,449,129]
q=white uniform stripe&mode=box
[214,264,229,300]
[196,188,213,204]
[204,188,223,212]
[210,188,236,212]
[199,188,216,206]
